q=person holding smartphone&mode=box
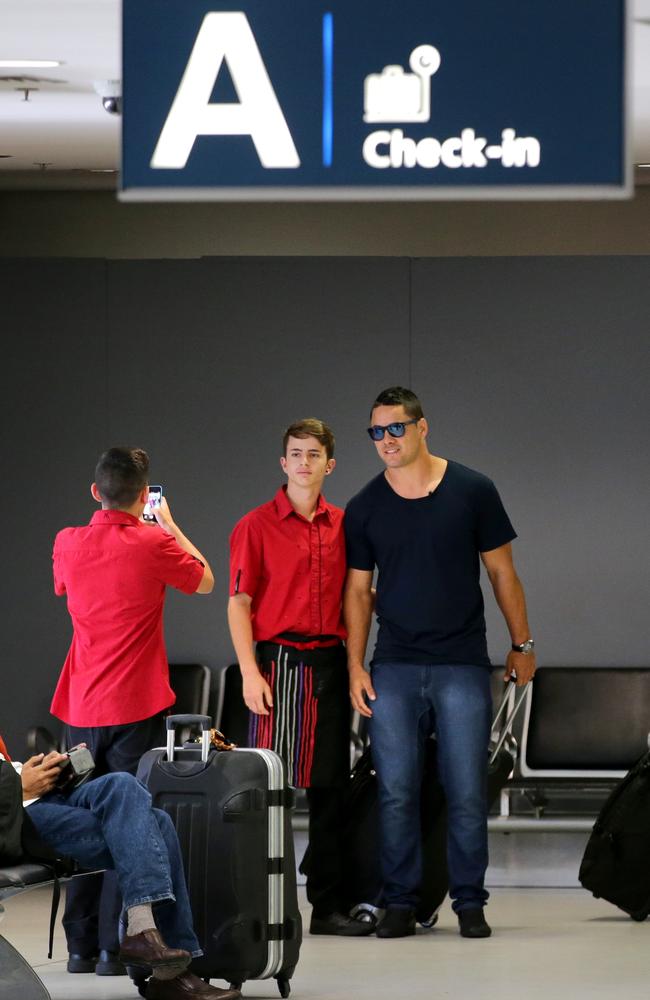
[50,446,214,978]
[344,387,536,940]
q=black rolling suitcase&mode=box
[342,682,527,928]
[579,750,650,921]
[136,715,301,998]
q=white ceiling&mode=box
[1,0,649,187]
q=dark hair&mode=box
[94,447,150,508]
[282,418,335,460]
[370,386,424,421]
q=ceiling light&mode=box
[0,60,63,69]
[637,163,650,169]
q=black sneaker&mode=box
[309,911,375,936]
[376,907,416,939]
[458,908,492,938]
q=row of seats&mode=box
[493,666,650,827]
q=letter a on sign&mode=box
[151,12,300,169]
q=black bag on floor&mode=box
[340,738,448,926]
[137,715,301,998]
[579,750,650,921]
[341,683,526,927]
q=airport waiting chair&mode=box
[498,666,650,824]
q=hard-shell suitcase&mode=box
[136,715,301,998]
[579,750,650,921]
[342,682,527,927]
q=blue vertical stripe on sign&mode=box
[322,13,333,166]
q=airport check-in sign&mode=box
[121,0,629,201]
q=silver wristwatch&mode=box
[512,639,535,654]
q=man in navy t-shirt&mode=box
[344,386,536,940]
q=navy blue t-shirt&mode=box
[344,460,517,667]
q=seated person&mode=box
[1,738,240,1000]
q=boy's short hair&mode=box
[94,447,150,508]
[282,419,335,460]
[370,386,424,421]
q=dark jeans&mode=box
[62,713,167,954]
[301,785,347,917]
[29,773,200,955]
[368,663,492,914]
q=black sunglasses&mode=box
[367,418,420,441]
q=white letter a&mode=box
[151,12,300,169]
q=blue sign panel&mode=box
[121,0,629,200]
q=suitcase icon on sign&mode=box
[364,44,441,124]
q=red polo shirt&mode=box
[50,509,204,727]
[229,486,346,648]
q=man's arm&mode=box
[152,497,214,594]
[343,568,376,717]
[481,542,536,687]
[227,594,273,715]
[20,751,68,801]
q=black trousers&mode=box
[62,713,167,955]
[302,785,347,917]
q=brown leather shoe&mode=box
[146,970,241,999]
[118,929,191,969]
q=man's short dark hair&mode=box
[370,387,424,421]
[94,447,150,508]
[283,418,335,460]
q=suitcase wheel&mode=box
[418,912,439,929]
[229,983,243,993]
[630,911,648,922]
[276,976,291,998]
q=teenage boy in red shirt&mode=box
[228,419,371,937]
[51,446,214,974]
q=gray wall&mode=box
[3,188,650,259]
[2,255,649,753]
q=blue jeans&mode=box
[28,772,200,955]
[368,662,492,914]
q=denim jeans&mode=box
[28,772,200,955]
[368,662,492,914]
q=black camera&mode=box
[55,744,95,791]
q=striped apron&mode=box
[249,641,350,789]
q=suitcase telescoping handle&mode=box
[488,680,529,766]
[166,714,212,763]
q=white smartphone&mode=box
[143,484,163,522]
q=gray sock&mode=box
[126,903,156,937]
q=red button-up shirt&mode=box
[229,486,346,648]
[50,510,204,727]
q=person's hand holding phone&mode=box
[151,495,178,536]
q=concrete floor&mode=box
[2,877,650,1000]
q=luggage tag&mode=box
[207,728,237,752]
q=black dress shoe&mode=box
[309,911,375,936]
[119,929,192,969]
[458,907,492,938]
[146,970,241,999]
[376,907,416,938]
[67,952,97,973]
[95,949,127,975]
